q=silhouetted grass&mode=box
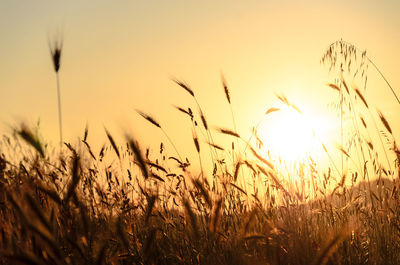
[0,40,400,265]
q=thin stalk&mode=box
[197,150,204,178]
[229,103,239,159]
[340,90,344,176]
[191,122,204,178]
[228,101,247,195]
[366,107,392,172]
[194,112,216,169]
[192,97,227,179]
[345,87,369,179]
[56,72,63,148]
[194,98,219,161]
[243,114,266,154]
[160,127,183,163]
[368,59,400,104]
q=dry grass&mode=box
[1,40,400,265]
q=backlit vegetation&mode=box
[0,40,400,265]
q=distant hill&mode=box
[311,177,399,211]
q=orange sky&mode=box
[1,1,400,173]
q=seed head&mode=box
[49,37,63,73]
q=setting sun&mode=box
[258,104,329,162]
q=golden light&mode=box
[257,104,329,163]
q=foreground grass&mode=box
[1,137,399,265]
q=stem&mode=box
[368,59,400,104]
[229,102,247,188]
[160,127,183,163]
[341,90,344,176]
[345,85,369,178]
[56,72,63,148]
[229,103,240,155]
[194,98,219,160]
[192,97,225,177]
[197,150,204,178]
[366,107,392,172]
[243,114,266,154]
[229,104,238,135]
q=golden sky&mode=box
[1,0,400,169]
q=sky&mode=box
[1,0,400,171]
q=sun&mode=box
[257,105,327,163]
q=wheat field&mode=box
[0,40,400,265]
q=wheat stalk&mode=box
[49,34,63,148]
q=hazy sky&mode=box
[1,0,400,163]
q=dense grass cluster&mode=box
[1,40,400,265]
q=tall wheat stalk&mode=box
[49,36,63,148]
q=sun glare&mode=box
[258,106,328,163]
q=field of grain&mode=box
[1,40,400,265]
